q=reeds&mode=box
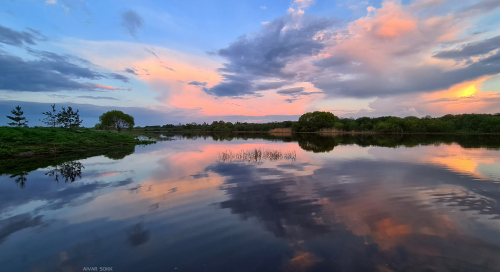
[219,148,296,162]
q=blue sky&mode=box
[1,0,500,126]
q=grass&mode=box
[219,148,296,163]
[0,127,155,157]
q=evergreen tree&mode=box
[7,105,28,127]
[57,106,83,128]
[41,104,59,127]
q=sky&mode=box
[1,0,500,127]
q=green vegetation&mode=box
[97,110,135,132]
[39,104,83,128]
[58,106,83,128]
[136,112,500,135]
[333,114,500,134]
[138,120,295,133]
[292,111,339,132]
[0,127,153,157]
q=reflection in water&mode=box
[126,223,151,247]
[7,161,85,187]
[218,148,296,162]
[1,134,500,271]
[46,161,85,183]
[10,172,28,188]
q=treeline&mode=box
[333,114,500,133]
[141,120,294,132]
[138,112,500,134]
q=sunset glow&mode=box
[1,0,499,125]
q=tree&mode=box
[292,111,339,132]
[99,110,135,132]
[41,104,59,127]
[7,105,28,127]
[57,106,82,128]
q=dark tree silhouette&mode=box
[57,106,82,128]
[7,105,28,127]
[41,104,59,127]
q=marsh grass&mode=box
[219,148,296,162]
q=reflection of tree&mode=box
[297,135,338,153]
[103,145,135,160]
[10,172,29,188]
[126,223,151,247]
[45,161,84,183]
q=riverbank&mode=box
[0,127,155,158]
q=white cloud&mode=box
[45,0,57,5]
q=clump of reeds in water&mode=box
[219,148,296,162]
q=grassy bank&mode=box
[0,127,154,157]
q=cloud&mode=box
[0,24,43,47]
[0,213,44,245]
[0,53,90,92]
[277,87,306,95]
[294,0,315,9]
[85,83,125,90]
[187,81,207,86]
[204,13,336,97]
[260,6,267,10]
[121,10,144,38]
[0,47,130,92]
[456,0,500,18]
[107,72,129,82]
[77,96,119,100]
[433,35,500,60]
[45,0,57,5]
[124,68,138,75]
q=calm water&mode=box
[1,134,500,272]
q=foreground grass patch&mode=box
[0,127,154,157]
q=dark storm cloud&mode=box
[433,35,500,60]
[121,10,144,38]
[187,81,207,86]
[0,24,42,47]
[312,50,500,98]
[204,15,336,97]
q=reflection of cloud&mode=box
[208,163,329,239]
[126,223,150,247]
[0,213,44,245]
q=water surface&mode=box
[1,134,500,272]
